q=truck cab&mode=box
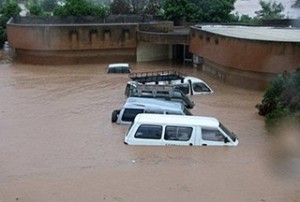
[126,70,213,96]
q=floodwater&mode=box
[0,61,299,202]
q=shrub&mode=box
[257,69,300,132]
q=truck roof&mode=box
[134,113,219,128]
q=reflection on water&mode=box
[0,62,299,202]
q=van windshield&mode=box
[219,123,236,142]
[126,122,134,136]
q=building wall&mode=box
[189,27,300,89]
[7,22,138,64]
[7,17,179,65]
[136,42,171,62]
[8,24,138,50]
[189,28,300,74]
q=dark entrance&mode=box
[172,44,192,64]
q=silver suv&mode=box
[125,82,195,109]
[111,97,192,125]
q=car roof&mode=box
[108,63,130,68]
[134,114,219,128]
[124,97,184,110]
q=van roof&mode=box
[108,63,130,68]
[125,97,184,110]
[134,114,219,128]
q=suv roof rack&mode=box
[133,83,174,97]
[129,70,185,84]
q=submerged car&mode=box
[111,97,192,125]
[107,63,131,73]
[125,83,195,109]
[127,70,213,96]
[124,114,238,146]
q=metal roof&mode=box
[193,25,300,42]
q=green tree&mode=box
[131,0,148,14]
[163,0,236,24]
[257,69,300,132]
[0,26,6,47]
[231,13,261,25]
[110,0,131,14]
[0,0,21,46]
[144,0,162,15]
[53,0,109,16]
[255,0,285,20]
[41,0,58,12]
[191,0,236,22]
[28,4,44,16]
[163,0,198,24]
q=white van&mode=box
[124,114,239,146]
[111,97,192,125]
[127,70,213,96]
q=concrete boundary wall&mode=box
[7,17,175,65]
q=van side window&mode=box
[134,124,162,139]
[122,108,144,122]
[144,109,164,114]
[164,126,193,141]
[166,111,183,115]
[202,129,225,141]
[174,84,189,95]
[193,83,211,93]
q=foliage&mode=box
[143,0,162,15]
[238,14,260,24]
[0,0,21,20]
[53,0,109,16]
[110,0,162,15]
[28,4,44,16]
[229,13,261,25]
[163,0,236,23]
[131,0,148,14]
[41,0,58,12]
[163,0,198,23]
[190,0,236,22]
[255,0,285,20]
[257,69,300,131]
[110,0,131,14]
[0,26,6,47]
[0,0,21,47]
[292,0,300,8]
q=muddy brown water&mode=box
[0,61,299,202]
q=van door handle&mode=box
[202,144,207,146]
[189,143,193,146]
